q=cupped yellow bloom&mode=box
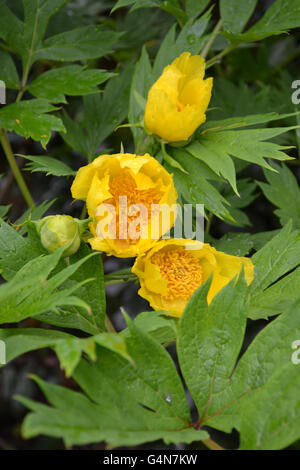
[144,52,213,142]
[132,239,254,317]
[71,153,177,258]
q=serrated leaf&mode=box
[28,66,114,103]
[186,140,238,194]
[37,244,106,333]
[206,299,300,449]
[220,0,258,34]
[250,222,300,296]
[177,275,248,419]
[21,0,69,67]
[0,248,94,324]
[195,126,294,179]
[19,154,76,177]
[61,67,132,159]
[0,99,65,147]
[166,149,233,222]
[0,50,19,89]
[211,232,254,256]
[122,311,177,344]
[258,162,300,228]
[223,0,300,42]
[33,26,122,62]
[18,322,209,446]
[152,11,211,78]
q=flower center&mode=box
[151,248,203,300]
[176,100,185,112]
[104,172,162,242]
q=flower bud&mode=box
[39,215,81,256]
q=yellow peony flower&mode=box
[144,52,213,142]
[71,153,177,258]
[132,239,254,317]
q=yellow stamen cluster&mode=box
[104,172,162,243]
[151,248,203,300]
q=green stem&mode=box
[105,315,116,333]
[205,212,213,235]
[201,19,223,59]
[203,439,224,451]
[206,44,238,69]
[0,128,35,208]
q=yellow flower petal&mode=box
[144,52,213,142]
[71,153,178,258]
[132,239,254,317]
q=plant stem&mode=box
[203,439,225,451]
[206,43,238,69]
[0,128,35,208]
[201,19,223,59]
[105,315,116,333]
[205,212,213,235]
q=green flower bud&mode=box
[39,215,81,257]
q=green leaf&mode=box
[84,67,133,157]
[186,140,238,194]
[16,200,56,234]
[33,26,122,62]
[224,0,300,42]
[54,337,96,377]
[220,0,258,34]
[258,162,300,228]
[166,148,233,222]
[250,222,300,296]
[61,67,133,159]
[0,0,24,55]
[201,111,300,133]
[21,0,69,66]
[129,46,153,146]
[0,218,46,281]
[0,50,19,89]
[28,66,114,103]
[207,299,300,449]
[0,99,65,147]
[185,0,210,19]
[177,275,248,419]
[19,154,76,177]
[0,204,11,219]
[223,178,258,227]
[152,12,211,79]
[37,244,106,333]
[123,311,177,344]
[248,264,300,320]
[111,0,161,12]
[212,232,255,256]
[0,328,74,363]
[18,321,209,446]
[194,126,295,180]
[0,248,94,324]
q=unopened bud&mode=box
[38,215,81,257]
